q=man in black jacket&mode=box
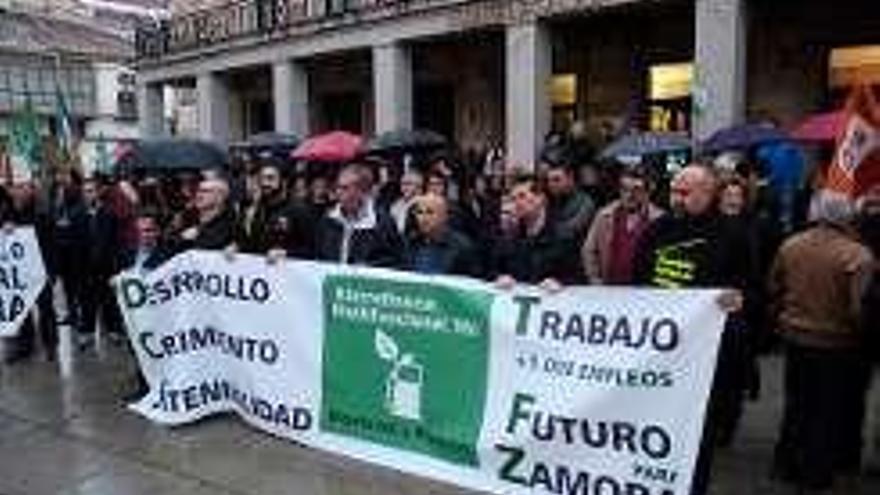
[47,168,87,332]
[78,178,123,348]
[0,179,57,362]
[491,176,581,288]
[240,164,312,259]
[858,186,880,478]
[175,177,236,252]
[314,165,403,268]
[633,164,749,495]
[404,193,481,278]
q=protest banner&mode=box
[116,250,726,495]
[0,227,46,337]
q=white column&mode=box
[693,0,747,140]
[273,59,311,137]
[505,22,551,170]
[372,43,413,134]
[137,81,164,138]
[197,71,231,143]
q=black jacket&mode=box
[490,219,581,285]
[858,214,880,361]
[79,205,120,276]
[175,208,236,253]
[404,229,482,278]
[241,195,313,258]
[314,204,404,268]
[633,212,753,290]
[119,244,173,273]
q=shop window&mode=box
[830,45,880,88]
[551,73,576,132]
[829,45,880,107]
[647,62,692,132]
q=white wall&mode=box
[93,62,125,118]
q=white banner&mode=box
[117,251,726,495]
[0,227,46,337]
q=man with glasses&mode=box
[175,177,236,252]
[582,167,663,285]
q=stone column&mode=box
[137,81,165,138]
[197,71,231,144]
[372,42,413,134]
[693,0,747,140]
[505,22,551,170]
[273,59,311,137]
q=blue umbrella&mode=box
[600,132,691,160]
[700,124,789,153]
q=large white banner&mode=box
[0,227,46,337]
[116,251,726,495]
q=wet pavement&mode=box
[0,345,879,495]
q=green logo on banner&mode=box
[320,275,493,466]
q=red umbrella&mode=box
[291,131,363,162]
[789,110,846,142]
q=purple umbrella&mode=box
[700,124,789,153]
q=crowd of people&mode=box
[0,135,877,495]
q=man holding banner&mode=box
[633,164,752,495]
[0,177,52,362]
[0,177,52,363]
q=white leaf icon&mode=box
[375,329,399,362]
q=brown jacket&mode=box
[769,224,875,349]
[581,200,664,284]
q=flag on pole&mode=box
[9,99,41,178]
[94,133,111,175]
[825,84,880,199]
[54,85,74,160]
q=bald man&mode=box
[403,193,481,278]
[633,165,749,287]
[176,177,236,251]
[633,164,755,495]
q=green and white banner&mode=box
[117,251,726,495]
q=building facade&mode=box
[0,1,170,175]
[136,0,880,165]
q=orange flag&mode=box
[826,84,880,198]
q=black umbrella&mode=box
[366,129,448,154]
[233,132,300,160]
[118,138,228,173]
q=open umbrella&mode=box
[291,131,363,162]
[232,132,300,162]
[117,138,228,172]
[366,129,447,154]
[789,110,846,142]
[701,124,788,153]
[600,132,691,160]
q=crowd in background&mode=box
[0,128,877,495]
